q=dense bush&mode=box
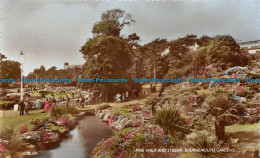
[50,107,77,119]
[0,100,11,110]
[155,106,190,141]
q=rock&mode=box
[103,112,112,121]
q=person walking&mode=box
[44,99,51,113]
[81,96,85,108]
[35,97,41,109]
[19,100,25,116]
[24,101,30,115]
[66,96,70,107]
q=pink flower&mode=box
[59,118,70,124]
[225,85,231,90]
[236,86,245,92]
[158,128,163,134]
[0,143,4,154]
[44,133,51,140]
[106,139,114,146]
[20,126,28,134]
[35,119,40,124]
[118,151,126,158]
[124,134,131,139]
[135,121,141,126]
[188,96,194,102]
[108,116,114,125]
[189,117,193,124]
[144,112,150,117]
[233,74,238,78]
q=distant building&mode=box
[64,62,83,70]
[239,40,260,54]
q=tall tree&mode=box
[92,9,135,37]
[80,35,132,101]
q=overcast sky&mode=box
[1,0,259,75]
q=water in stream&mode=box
[34,114,113,158]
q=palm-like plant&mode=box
[155,106,190,141]
[207,92,238,141]
[190,132,222,158]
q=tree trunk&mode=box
[215,120,225,142]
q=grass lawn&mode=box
[0,112,47,136]
[225,123,260,150]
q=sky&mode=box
[1,0,259,75]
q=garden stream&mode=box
[34,111,113,158]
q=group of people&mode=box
[115,91,129,104]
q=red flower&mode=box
[124,134,131,139]
[118,151,126,158]
[233,74,238,78]
[225,85,231,90]
[44,133,51,140]
[131,106,139,111]
[106,139,114,146]
[158,128,163,134]
[188,96,194,102]
[59,118,70,124]
[0,143,4,154]
[35,119,40,124]
[236,86,245,92]
[189,117,193,124]
[144,112,150,117]
[20,126,28,134]
[135,121,141,126]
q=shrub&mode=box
[186,130,222,158]
[155,106,190,141]
[50,107,77,119]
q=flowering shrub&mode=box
[0,143,4,154]
[20,126,28,134]
[225,67,248,75]
[130,106,139,111]
[236,86,245,92]
[59,118,70,124]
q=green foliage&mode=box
[205,87,232,103]
[50,107,77,119]
[32,90,72,99]
[207,35,250,69]
[186,130,222,158]
[0,100,10,109]
[80,35,133,100]
[155,106,190,141]
[49,123,66,132]
[92,20,120,37]
[112,108,131,117]
[206,89,238,122]
[92,9,135,37]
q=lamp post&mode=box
[20,51,24,101]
